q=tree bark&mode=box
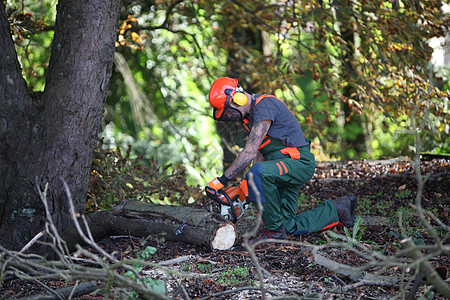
[0,0,120,253]
[61,200,237,251]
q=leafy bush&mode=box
[87,141,204,212]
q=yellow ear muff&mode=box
[233,92,247,106]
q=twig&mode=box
[110,235,144,240]
[37,180,70,262]
[340,279,400,292]
[157,255,192,266]
[168,272,190,300]
[19,230,47,253]
[312,251,412,284]
[332,273,347,286]
[61,179,119,264]
[406,270,424,300]
[67,256,102,267]
[12,267,65,300]
[18,281,101,300]
[423,209,450,232]
[400,237,450,298]
[242,173,270,300]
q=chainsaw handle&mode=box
[205,186,238,223]
[206,186,230,206]
[205,186,220,201]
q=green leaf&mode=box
[140,246,157,259]
[352,216,364,239]
[124,270,136,281]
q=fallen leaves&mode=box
[398,184,407,190]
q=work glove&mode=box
[205,175,229,200]
[208,177,224,190]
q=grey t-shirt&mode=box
[248,94,308,148]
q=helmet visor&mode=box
[214,106,243,122]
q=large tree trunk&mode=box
[61,200,237,251]
[0,0,120,253]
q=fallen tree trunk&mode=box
[61,200,237,252]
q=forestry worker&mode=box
[206,77,357,242]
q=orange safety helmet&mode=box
[208,77,244,121]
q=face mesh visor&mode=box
[213,89,243,121]
[214,106,243,121]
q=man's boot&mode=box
[333,194,357,230]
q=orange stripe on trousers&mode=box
[320,221,340,231]
[276,163,283,175]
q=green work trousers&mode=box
[246,145,339,235]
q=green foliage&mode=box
[102,0,450,166]
[418,286,435,300]
[344,216,367,243]
[181,263,250,286]
[297,192,315,211]
[395,189,412,200]
[373,199,391,211]
[358,192,398,215]
[213,0,449,160]
[100,118,223,187]
[123,246,166,298]
[388,206,445,245]
[103,1,226,185]
[217,266,249,286]
[196,263,213,274]
[181,263,213,274]
[6,0,55,91]
[87,142,204,212]
[139,245,157,259]
[6,0,449,185]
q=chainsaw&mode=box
[205,186,250,223]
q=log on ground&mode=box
[61,200,237,252]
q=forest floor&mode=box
[1,157,449,299]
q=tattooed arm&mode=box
[224,120,271,180]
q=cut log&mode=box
[61,200,237,252]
